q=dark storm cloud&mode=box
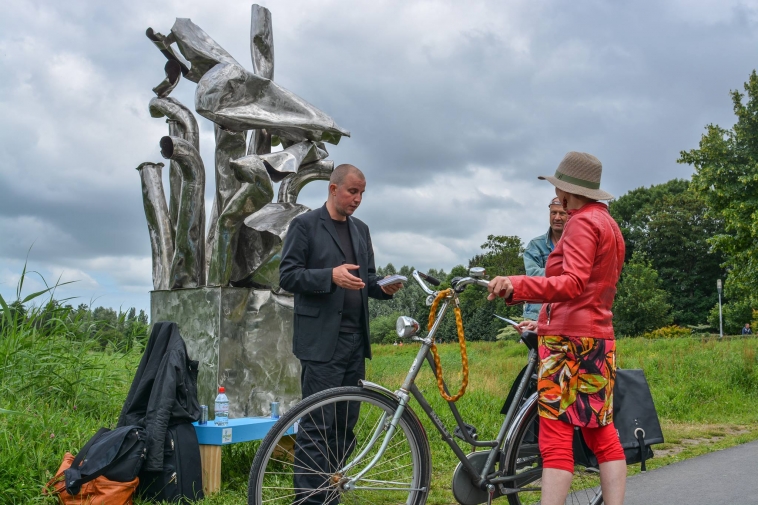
[2,0,758,308]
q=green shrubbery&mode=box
[641,325,692,339]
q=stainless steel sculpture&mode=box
[149,96,200,232]
[206,126,247,281]
[152,60,182,98]
[196,63,350,144]
[160,136,206,289]
[136,162,173,290]
[250,4,274,80]
[207,154,274,287]
[278,159,335,204]
[137,4,348,415]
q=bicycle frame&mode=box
[342,273,541,495]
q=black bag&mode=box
[137,423,204,503]
[613,368,664,471]
[63,425,147,495]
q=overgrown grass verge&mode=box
[2,281,756,505]
[0,269,139,504]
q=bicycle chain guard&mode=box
[451,451,502,505]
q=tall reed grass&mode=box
[0,266,139,504]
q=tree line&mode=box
[2,299,150,351]
[370,70,758,341]
[369,178,733,342]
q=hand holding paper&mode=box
[377,274,407,287]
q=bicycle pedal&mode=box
[453,422,478,441]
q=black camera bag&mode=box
[63,425,147,495]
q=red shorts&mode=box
[539,417,626,473]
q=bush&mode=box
[708,298,754,335]
[641,325,692,339]
[613,251,673,336]
[496,316,524,341]
[369,312,401,344]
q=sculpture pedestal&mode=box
[150,287,301,418]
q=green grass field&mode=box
[2,328,757,504]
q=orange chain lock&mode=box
[427,289,469,402]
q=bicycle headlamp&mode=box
[395,316,420,338]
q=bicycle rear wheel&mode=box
[503,396,603,505]
[247,386,431,505]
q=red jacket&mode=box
[509,202,625,339]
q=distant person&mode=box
[522,197,568,320]
[742,323,752,335]
[488,152,627,505]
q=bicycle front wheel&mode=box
[248,386,431,505]
[503,396,603,505]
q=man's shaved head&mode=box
[326,164,366,219]
[330,164,365,186]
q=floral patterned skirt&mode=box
[537,335,616,428]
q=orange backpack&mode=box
[44,452,139,505]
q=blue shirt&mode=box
[522,229,555,320]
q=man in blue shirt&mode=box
[742,323,752,335]
[522,197,568,320]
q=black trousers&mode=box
[293,331,366,505]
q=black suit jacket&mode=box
[279,204,390,362]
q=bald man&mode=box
[279,164,400,504]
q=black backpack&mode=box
[137,423,204,502]
[64,426,147,495]
[574,368,664,471]
[612,368,664,470]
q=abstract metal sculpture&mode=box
[138,4,348,417]
[136,162,173,290]
[159,136,206,289]
[138,4,348,291]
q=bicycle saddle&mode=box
[520,330,538,351]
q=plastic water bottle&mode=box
[214,387,229,426]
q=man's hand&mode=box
[380,282,403,295]
[487,276,514,301]
[332,264,365,290]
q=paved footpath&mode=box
[624,439,758,505]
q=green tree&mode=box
[469,235,526,277]
[611,180,725,326]
[610,179,690,262]
[679,70,758,309]
[440,235,526,342]
[708,299,753,335]
[369,312,402,344]
[368,236,526,343]
[613,251,673,336]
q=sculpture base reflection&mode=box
[150,287,301,419]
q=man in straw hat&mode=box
[488,152,627,505]
[522,197,568,321]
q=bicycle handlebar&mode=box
[452,277,491,291]
[412,270,490,294]
[417,271,441,286]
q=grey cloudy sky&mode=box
[2,0,758,311]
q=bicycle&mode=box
[248,268,604,505]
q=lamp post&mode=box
[717,279,723,339]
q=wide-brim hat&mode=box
[538,151,614,200]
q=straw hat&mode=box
[539,152,613,200]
